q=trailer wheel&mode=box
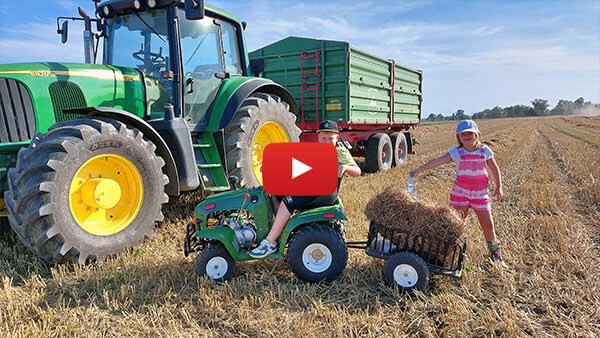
[385,251,430,292]
[4,118,168,263]
[225,93,301,188]
[287,224,348,283]
[365,133,393,173]
[195,243,235,282]
[389,132,408,167]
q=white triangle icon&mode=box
[292,158,312,179]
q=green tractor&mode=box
[0,0,300,263]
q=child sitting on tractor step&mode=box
[249,120,361,258]
[410,120,508,269]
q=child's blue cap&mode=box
[456,120,479,134]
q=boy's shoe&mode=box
[488,241,510,269]
[249,239,278,258]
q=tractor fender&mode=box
[64,106,180,196]
[218,79,298,130]
[277,204,347,257]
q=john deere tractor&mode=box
[0,0,300,263]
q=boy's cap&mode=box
[456,120,479,134]
[317,120,339,133]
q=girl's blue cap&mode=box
[456,120,479,134]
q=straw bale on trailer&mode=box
[364,185,467,265]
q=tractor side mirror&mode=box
[57,20,69,44]
[184,0,205,20]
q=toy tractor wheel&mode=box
[384,251,430,292]
[4,118,168,263]
[365,133,393,173]
[287,224,348,283]
[389,132,408,167]
[195,243,235,282]
[224,93,301,188]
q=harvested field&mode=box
[1,116,599,336]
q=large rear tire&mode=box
[4,118,169,263]
[224,93,301,188]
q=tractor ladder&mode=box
[193,133,230,192]
[300,50,322,124]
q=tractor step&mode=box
[193,134,230,192]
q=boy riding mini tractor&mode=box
[184,179,348,283]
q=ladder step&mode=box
[193,143,211,148]
[198,163,221,168]
[204,186,231,192]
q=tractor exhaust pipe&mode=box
[78,7,94,64]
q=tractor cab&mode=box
[96,0,247,130]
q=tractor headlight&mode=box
[133,0,143,10]
[147,0,157,9]
[99,4,113,18]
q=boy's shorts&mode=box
[449,184,491,211]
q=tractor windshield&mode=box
[105,8,172,118]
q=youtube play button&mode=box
[262,143,338,196]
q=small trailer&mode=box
[347,222,468,292]
[249,37,423,172]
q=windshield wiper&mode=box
[133,11,166,43]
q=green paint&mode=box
[249,36,423,125]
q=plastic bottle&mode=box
[407,172,418,200]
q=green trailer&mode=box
[249,36,423,172]
[0,0,301,263]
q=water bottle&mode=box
[407,172,418,199]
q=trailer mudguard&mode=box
[205,77,298,132]
[64,106,180,196]
[277,200,348,256]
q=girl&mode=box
[411,120,507,268]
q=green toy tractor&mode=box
[184,181,348,283]
[0,0,300,263]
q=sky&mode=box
[0,0,598,116]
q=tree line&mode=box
[426,97,600,121]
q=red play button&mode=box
[262,143,338,196]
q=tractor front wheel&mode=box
[287,224,348,283]
[4,118,168,263]
[195,243,235,282]
[224,93,301,188]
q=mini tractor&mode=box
[0,0,300,263]
[184,180,348,283]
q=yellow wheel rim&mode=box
[252,122,289,184]
[69,154,143,236]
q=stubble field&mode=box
[1,116,599,337]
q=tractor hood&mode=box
[0,62,145,135]
[194,186,271,222]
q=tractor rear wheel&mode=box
[287,224,348,283]
[365,133,393,173]
[4,118,168,263]
[224,93,301,188]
